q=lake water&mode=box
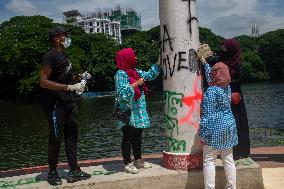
[0,82,284,170]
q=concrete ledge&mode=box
[0,158,264,189]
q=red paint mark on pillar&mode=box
[179,75,202,130]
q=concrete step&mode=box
[0,158,264,189]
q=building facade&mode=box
[252,24,260,37]
[63,6,142,43]
[108,6,142,31]
[63,10,122,44]
[108,6,142,40]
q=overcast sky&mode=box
[0,0,284,38]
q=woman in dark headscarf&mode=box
[217,39,252,164]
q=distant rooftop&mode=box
[63,10,82,17]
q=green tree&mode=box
[242,51,269,81]
[90,34,120,91]
[199,27,224,53]
[75,33,120,91]
[258,29,284,81]
[122,30,161,89]
[235,35,260,53]
[0,16,53,99]
[123,31,159,70]
[0,15,121,99]
[0,15,282,101]
[234,35,269,82]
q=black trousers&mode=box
[43,101,79,172]
[232,93,251,160]
[121,125,143,165]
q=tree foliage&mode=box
[67,31,121,91]
[0,16,120,100]
[122,27,161,89]
[0,16,283,100]
[235,35,269,81]
[123,31,159,70]
[258,29,284,81]
[0,16,53,99]
[235,35,260,53]
[199,27,224,53]
[242,51,269,81]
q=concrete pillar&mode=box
[159,0,203,171]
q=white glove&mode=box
[67,83,85,92]
[80,71,91,80]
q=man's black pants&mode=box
[43,101,79,172]
[121,125,143,165]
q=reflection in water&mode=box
[0,82,284,170]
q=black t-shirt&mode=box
[41,48,75,106]
[42,48,73,85]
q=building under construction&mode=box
[107,5,142,38]
[63,5,142,42]
[63,9,121,43]
[86,5,142,39]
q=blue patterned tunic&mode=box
[199,63,238,150]
[114,64,160,129]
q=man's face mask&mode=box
[61,36,71,48]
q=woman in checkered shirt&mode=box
[114,48,160,174]
[199,56,238,189]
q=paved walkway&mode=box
[262,168,284,189]
[250,146,284,189]
[0,146,283,189]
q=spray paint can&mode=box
[76,71,91,95]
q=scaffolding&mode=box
[108,5,142,31]
[62,5,141,42]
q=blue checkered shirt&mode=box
[114,64,160,128]
[199,63,238,150]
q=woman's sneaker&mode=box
[47,170,62,186]
[124,163,139,174]
[134,159,152,169]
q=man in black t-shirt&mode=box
[39,25,91,186]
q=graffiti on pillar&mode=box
[165,114,179,136]
[179,74,202,130]
[177,49,199,73]
[162,49,199,79]
[181,0,198,37]
[164,90,187,152]
[161,25,199,80]
[162,54,177,79]
[162,24,174,52]
[165,114,186,153]
[167,137,186,152]
[164,90,184,115]
[164,90,183,137]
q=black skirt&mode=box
[232,91,251,159]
